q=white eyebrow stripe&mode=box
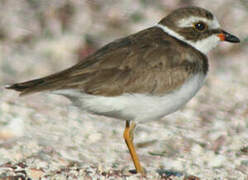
[155,23,220,55]
[177,16,220,29]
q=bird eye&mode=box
[194,22,207,31]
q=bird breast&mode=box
[53,73,206,122]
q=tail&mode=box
[5,78,49,96]
[5,62,79,96]
[5,69,89,96]
[5,62,91,96]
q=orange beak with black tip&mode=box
[218,31,240,43]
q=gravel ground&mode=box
[0,0,248,179]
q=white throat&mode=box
[155,24,220,54]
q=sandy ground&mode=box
[0,0,248,179]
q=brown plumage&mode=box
[6,26,208,97]
[5,6,240,176]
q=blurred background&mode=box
[0,0,247,179]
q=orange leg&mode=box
[123,120,145,175]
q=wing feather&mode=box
[6,27,207,96]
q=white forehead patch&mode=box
[177,16,220,29]
[156,24,220,54]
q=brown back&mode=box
[7,27,208,96]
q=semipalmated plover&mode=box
[6,6,240,176]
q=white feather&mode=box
[155,24,186,43]
[177,16,220,29]
[156,24,220,55]
[53,73,206,123]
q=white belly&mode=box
[54,73,206,122]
